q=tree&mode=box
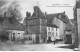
[0,0,8,16]
[7,0,22,22]
[0,0,22,23]
[0,0,7,7]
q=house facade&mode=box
[47,27,60,42]
[7,30,24,42]
[5,21,25,43]
[46,12,68,42]
[0,13,25,43]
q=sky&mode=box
[6,0,76,23]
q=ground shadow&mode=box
[56,44,75,49]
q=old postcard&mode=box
[0,0,80,51]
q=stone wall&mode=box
[27,18,47,43]
[77,9,80,46]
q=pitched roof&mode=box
[46,12,73,29]
[32,6,44,18]
[46,13,62,27]
[1,18,25,31]
[46,13,61,19]
[65,19,74,31]
[46,13,61,21]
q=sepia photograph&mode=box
[0,0,80,51]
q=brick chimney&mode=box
[44,12,47,18]
[4,12,6,17]
[63,11,65,14]
[33,6,44,18]
[26,12,31,18]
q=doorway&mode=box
[65,35,72,44]
[11,33,15,41]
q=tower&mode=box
[26,6,47,43]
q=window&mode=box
[56,32,57,37]
[52,28,54,30]
[28,37,32,40]
[48,27,50,31]
[52,28,54,31]
[52,32,54,37]
[24,38,28,40]
[56,28,57,31]
[48,32,51,36]
[13,33,15,35]
[12,33,15,41]
[18,33,20,34]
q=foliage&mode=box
[0,0,8,16]
[7,0,22,22]
[0,0,22,23]
[0,0,7,7]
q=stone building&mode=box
[0,12,25,43]
[24,6,47,43]
[46,12,72,43]
[73,0,80,49]
[23,6,71,44]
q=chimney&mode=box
[26,12,28,17]
[45,12,47,15]
[26,12,31,18]
[63,11,65,14]
[45,12,47,18]
[4,12,6,17]
[62,11,65,16]
[28,12,31,17]
[34,6,38,17]
[33,6,43,18]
